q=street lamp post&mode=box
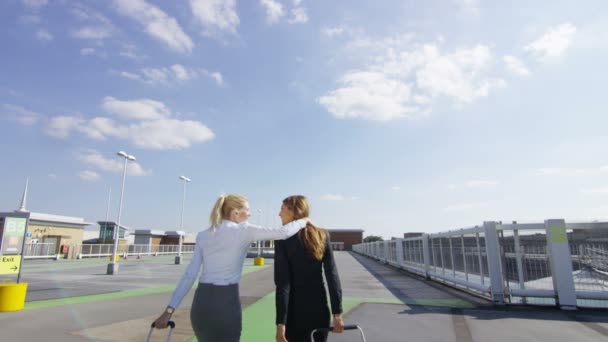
[175,175,190,265]
[107,151,136,275]
[257,209,263,257]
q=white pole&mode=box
[176,176,190,265]
[257,209,263,256]
[104,186,111,240]
[108,152,134,275]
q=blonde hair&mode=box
[209,194,248,229]
[283,195,327,261]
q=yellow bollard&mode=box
[109,255,120,262]
[0,283,28,312]
[254,257,264,266]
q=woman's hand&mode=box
[332,314,345,333]
[153,311,172,329]
[276,324,288,342]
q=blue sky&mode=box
[1,0,608,239]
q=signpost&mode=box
[0,214,30,281]
[0,212,30,312]
[0,255,21,275]
[1,217,27,255]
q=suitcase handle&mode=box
[147,321,176,342]
[151,321,176,329]
[311,325,366,342]
[314,325,359,332]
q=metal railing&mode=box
[353,219,608,309]
[246,247,275,257]
[23,243,57,259]
[22,243,196,260]
[23,243,281,260]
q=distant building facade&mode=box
[327,229,364,250]
[403,232,424,239]
[1,180,91,254]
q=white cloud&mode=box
[448,180,498,190]
[190,0,239,37]
[119,65,224,86]
[1,104,40,125]
[537,167,606,176]
[321,194,358,201]
[455,0,480,14]
[72,27,112,40]
[46,97,216,150]
[45,115,127,140]
[129,119,215,150]
[119,44,147,60]
[119,71,141,80]
[36,29,53,41]
[171,64,190,81]
[48,174,57,180]
[102,97,171,120]
[113,0,194,54]
[319,41,506,121]
[71,4,113,25]
[318,71,417,121]
[260,0,284,24]
[80,48,96,56]
[23,0,47,8]
[444,202,484,212]
[464,180,498,188]
[525,23,577,61]
[46,115,86,138]
[141,68,170,84]
[79,149,148,176]
[582,187,608,194]
[414,45,505,102]
[322,194,344,201]
[79,170,100,182]
[83,117,128,140]
[201,70,225,86]
[288,7,308,24]
[503,55,529,76]
[322,26,346,38]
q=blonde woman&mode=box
[274,195,344,342]
[153,194,309,342]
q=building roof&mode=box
[134,229,167,236]
[29,212,91,226]
[164,231,186,236]
[98,221,133,231]
[327,228,365,233]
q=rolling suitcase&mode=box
[310,325,366,342]
[146,321,176,342]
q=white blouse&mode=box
[168,218,307,309]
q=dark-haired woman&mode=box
[274,195,344,342]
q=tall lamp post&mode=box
[107,151,136,275]
[257,209,263,256]
[175,175,191,265]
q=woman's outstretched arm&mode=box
[246,218,308,242]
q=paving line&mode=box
[187,293,474,342]
[23,265,268,310]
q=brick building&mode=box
[327,229,364,250]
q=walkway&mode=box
[0,253,607,341]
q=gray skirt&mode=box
[190,283,242,342]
